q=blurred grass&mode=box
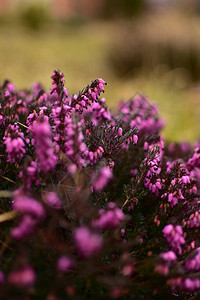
[0,20,110,92]
[0,18,199,143]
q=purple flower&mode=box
[133,134,138,144]
[118,127,123,136]
[4,136,25,163]
[11,215,36,240]
[160,251,177,262]
[186,210,200,228]
[92,202,125,230]
[32,117,58,173]
[50,70,67,98]
[91,166,113,192]
[13,195,45,220]
[83,99,111,126]
[8,265,36,287]
[180,175,190,185]
[185,248,200,271]
[70,78,107,113]
[168,193,178,207]
[4,81,16,93]
[43,191,62,210]
[31,82,43,99]
[183,278,200,291]
[163,224,174,235]
[0,271,4,284]
[74,226,103,257]
[57,256,75,273]
[162,224,185,255]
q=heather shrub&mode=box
[0,70,200,299]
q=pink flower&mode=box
[8,265,36,287]
[11,215,36,240]
[185,248,200,271]
[91,166,113,192]
[162,224,185,255]
[4,136,25,163]
[92,202,125,230]
[32,117,58,173]
[57,256,75,273]
[122,264,135,276]
[133,135,138,144]
[160,251,177,262]
[43,192,62,210]
[118,127,123,136]
[163,224,174,235]
[184,278,200,291]
[74,226,103,257]
[13,195,45,220]
[155,264,169,276]
[0,271,4,284]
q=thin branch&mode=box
[0,174,17,185]
[0,210,18,223]
[17,121,31,131]
[0,191,13,198]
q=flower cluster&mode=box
[11,193,45,240]
[3,124,26,163]
[162,224,185,255]
[32,116,58,173]
[91,166,113,192]
[1,70,200,299]
[74,226,103,258]
[92,202,125,230]
[185,248,200,271]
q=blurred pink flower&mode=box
[74,226,103,257]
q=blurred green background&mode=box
[0,0,200,142]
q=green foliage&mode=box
[103,0,145,18]
[20,4,48,31]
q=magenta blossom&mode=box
[57,256,76,273]
[160,251,177,262]
[4,136,25,163]
[0,271,4,284]
[92,202,125,230]
[185,248,200,271]
[162,224,185,255]
[11,215,37,240]
[32,117,58,173]
[43,191,62,210]
[8,265,36,288]
[13,195,45,220]
[74,226,103,257]
[91,166,113,192]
